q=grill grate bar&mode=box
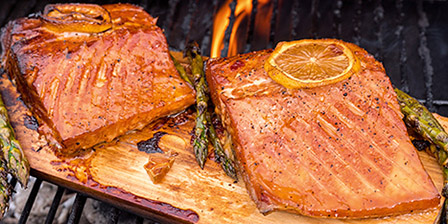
[44,186,65,224]
[182,0,197,46]
[268,0,278,48]
[353,0,362,45]
[18,179,42,224]
[221,0,236,57]
[139,0,149,9]
[333,0,343,38]
[418,99,448,106]
[0,1,17,27]
[245,0,258,52]
[310,0,320,38]
[2,0,35,28]
[373,0,384,61]
[108,206,120,224]
[416,0,435,111]
[164,0,180,39]
[396,0,409,93]
[291,0,300,39]
[66,193,87,224]
[10,177,17,189]
[202,0,220,55]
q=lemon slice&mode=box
[264,39,361,89]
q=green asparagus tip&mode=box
[170,53,193,86]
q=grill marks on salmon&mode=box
[206,46,440,218]
[1,4,195,154]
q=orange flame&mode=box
[211,0,253,58]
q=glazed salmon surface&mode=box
[1,4,195,154]
[206,44,440,218]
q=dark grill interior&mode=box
[1,0,448,223]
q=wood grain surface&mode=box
[0,68,444,223]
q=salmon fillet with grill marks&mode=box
[1,4,195,154]
[206,44,440,218]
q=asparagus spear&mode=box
[170,54,193,86]
[0,160,10,218]
[395,88,448,151]
[186,44,210,169]
[171,50,238,180]
[0,97,29,186]
[206,113,238,180]
[394,88,448,223]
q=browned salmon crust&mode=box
[206,43,440,218]
[1,4,195,154]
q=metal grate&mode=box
[18,179,42,224]
[45,186,65,224]
[0,0,448,223]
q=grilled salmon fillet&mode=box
[206,44,440,218]
[0,4,195,154]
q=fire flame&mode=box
[211,0,253,58]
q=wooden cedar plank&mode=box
[0,58,443,223]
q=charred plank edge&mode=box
[30,169,199,224]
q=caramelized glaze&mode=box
[0,4,195,154]
[206,44,440,218]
